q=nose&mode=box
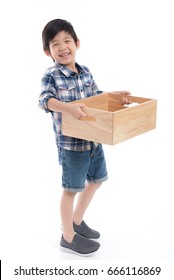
[58,42,66,51]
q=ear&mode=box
[76,39,80,49]
[44,50,51,57]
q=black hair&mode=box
[42,19,78,51]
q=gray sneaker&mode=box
[60,234,100,256]
[73,220,100,239]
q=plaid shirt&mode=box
[39,62,102,151]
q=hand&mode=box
[67,103,87,119]
[116,91,131,105]
[122,96,132,105]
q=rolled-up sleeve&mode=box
[39,73,57,113]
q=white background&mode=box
[0,0,174,279]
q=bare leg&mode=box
[73,182,102,225]
[60,190,77,243]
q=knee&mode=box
[87,181,102,189]
[95,182,102,189]
[62,189,77,198]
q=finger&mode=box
[79,113,87,120]
[79,103,87,108]
[121,97,125,105]
[122,97,131,105]
[79,111,87,118]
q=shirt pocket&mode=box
[58,82,76,102]
[83,80,95,97]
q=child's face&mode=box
[46,31,80,70]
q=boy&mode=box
[39,19,130,256]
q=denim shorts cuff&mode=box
[87,174,108,184]
[62,185,85,193]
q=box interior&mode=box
[76,92,153,113]
[80,93,154,112]
[79,93,127,112]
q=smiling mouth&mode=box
[59,52,70,57]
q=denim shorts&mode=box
[58,143,108,192]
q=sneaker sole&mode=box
[60,245,99,257]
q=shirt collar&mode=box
[55,62,89,77]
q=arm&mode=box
[39,72,87,119]
[47,98,87,119]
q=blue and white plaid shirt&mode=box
[39,62,102,151]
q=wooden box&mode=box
[62,92,157,145]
